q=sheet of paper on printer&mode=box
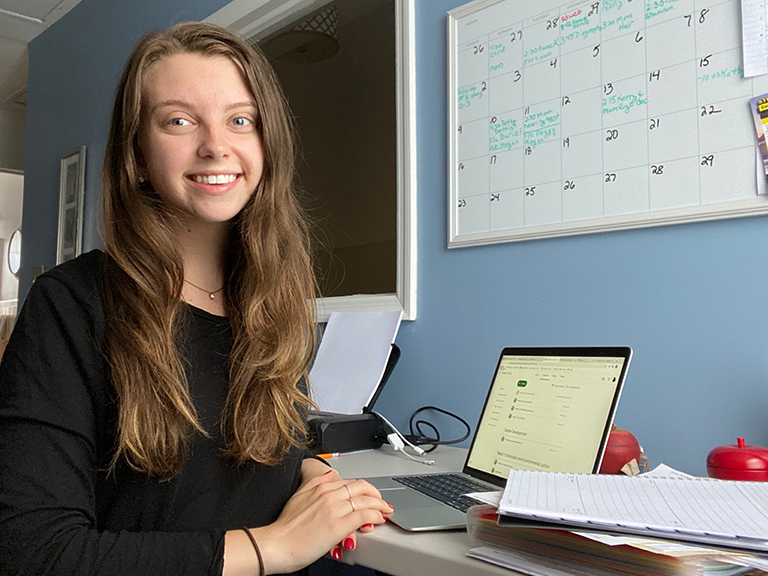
[309,311,402,414]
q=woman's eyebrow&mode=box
[150,99,191,114]
[149,100,257,114]
[225,101,257,111]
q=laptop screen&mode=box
[464,347,631,485]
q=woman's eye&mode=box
[169,118,191,127]
[232,117,252,127]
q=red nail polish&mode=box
[386,501,394,509]
[362,523,373,529]
[331,547,342,560]
[343,537,355,550]
[323,469,334,475]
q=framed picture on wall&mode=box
[56,146,86,265]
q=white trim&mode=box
[207,0,418,320]
[316,294,404,322]
[449,196,768,248]
[395,0,418,320]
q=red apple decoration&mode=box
[707,438,768,481]
[599,426,641,474]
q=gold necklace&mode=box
[184,279,224,300]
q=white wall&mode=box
[0,171,23,301]
[0,110,25,172]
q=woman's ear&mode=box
[135,147,149,184]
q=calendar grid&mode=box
[451,0,768,243]
[460,143,755,199]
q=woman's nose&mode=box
[198,124,230,159]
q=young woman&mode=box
[0,22,390,576]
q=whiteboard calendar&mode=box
[448,0,768,247]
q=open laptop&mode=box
[365,346,632,531]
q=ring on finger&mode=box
[349,498,356,513]
[343,484,352,499]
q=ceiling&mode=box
[0,0,82,115]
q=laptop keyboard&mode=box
[392,473,492,513]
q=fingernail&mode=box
[386,501,394,509]
[323,469,334,475]
[343,537,355,550]
[331,547,342,560]
[362,523,373,529]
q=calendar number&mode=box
[701,105,722,116]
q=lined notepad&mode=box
[498,470,768,552]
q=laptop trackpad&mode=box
[382,488,466,531]
[384,488,446,509]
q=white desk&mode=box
[330,446,520,576]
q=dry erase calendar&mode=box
[448,0,768,247]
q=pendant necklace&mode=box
[184,279,224,300]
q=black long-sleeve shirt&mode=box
[0,250,308,575]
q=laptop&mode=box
[365,346,632,531]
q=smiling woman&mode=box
[0,21,390,576]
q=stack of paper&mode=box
[467,506,761,576]
[465,469,768,575]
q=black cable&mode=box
[403,406,471,453]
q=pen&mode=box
[317,448,374,459]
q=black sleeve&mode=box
[0,272,226,576]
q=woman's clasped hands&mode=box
[250,469,393,574]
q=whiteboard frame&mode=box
[447,0,768,249]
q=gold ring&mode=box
[343,484,352,499]
[349,498,356,512]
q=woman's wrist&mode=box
[241,528,265,576]
[223,528,271,576]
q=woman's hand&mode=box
[299,457,340,487]
[250,470,392,574]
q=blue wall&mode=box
[21,0,768,476]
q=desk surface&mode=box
[330,446,519,576]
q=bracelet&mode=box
[240,527,265,576]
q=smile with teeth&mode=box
[191,174,239,184]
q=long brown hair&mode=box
[101,22,316,477]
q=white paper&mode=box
[309,311,402,414]
[466,491,502,507]
[500,470,768,544]
[722,553,768,570]
[743,0,768,78]
[571,532,651,547]
[641,463,697,478]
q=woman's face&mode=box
[138,52,264,226]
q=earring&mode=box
[138,175,145,183]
